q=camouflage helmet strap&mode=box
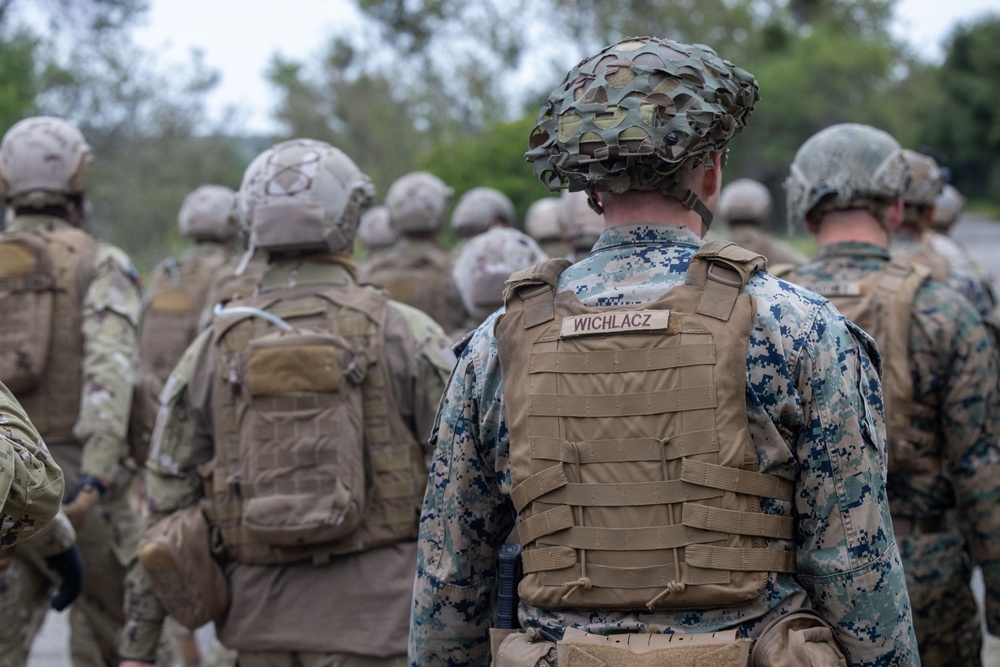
[662,181,714,229]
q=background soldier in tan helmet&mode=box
[891,150,996,320]
[356,204,397,260]
[779,123,1000,667]
[118,138,455,667]
[524,197,568,259]
[132,184,238,465]
[448,185,516,254]
[411,37,915,667]
[451,226,547,335]
[717,177,806,268]
[559,189,604,262]
[359,170,467,332]
[0,116,141,667]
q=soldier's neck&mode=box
[815,211,890,250]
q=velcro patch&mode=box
[560,310,669,338]
[810,281,863,297]
[246,344,340,395]
[150,289,194,314]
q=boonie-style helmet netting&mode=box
[525,37,759,228]
[785,123,909,228]
[238,138,374,256]
[178,184,238,243]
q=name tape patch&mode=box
[560,310,670,338]
[811,281,863,297]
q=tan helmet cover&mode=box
[785,123,909,226]
[453,227,547,320]
[719,178,772,224]
[386,171,453,234]
[932,184,965,230]
[902,150,943,206]
[357,205,397,251]
[524,198,563,242]
[450,186,516,237]
[0,116,92,199]
[238,139,374,254]
[561,190,605,244]
[178,184,237,242]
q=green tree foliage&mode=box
[919,15,1000,199]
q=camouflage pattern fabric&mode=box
[725,226,807,268]
[892,228,996,321]
[781,241,1000,666]
[0,214,141,667]
[0,381,63,547]
[120,260,455,662]
[409,224,917,667]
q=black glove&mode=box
[43,544,84,611]
[63,475,107,504]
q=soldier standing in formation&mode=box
[448,185,517,255]
[524,197,568,259]
[716,178,807,268]
[779,123,1000,666]
[0,116,142,666]
[359,171,466,334]
[118,139,455,667]
[356,205,397,261]
[410,37,916,666]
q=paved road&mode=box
[24,214,1000,667]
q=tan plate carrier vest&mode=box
[140,250,229,383]
[363,246,456,330]
[207,282,426,565]
[0,227,98,443]
[787,260,941,477]
[495,241,797,612]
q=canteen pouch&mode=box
[751,609,847,667]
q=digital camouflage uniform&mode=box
[121,258,455,666]
[891,228,996,321]
[0,379,64,548]
[782,242,1000,666]
[0,214,141,667]
[410,224,918,667]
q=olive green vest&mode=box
[207,282,426,565]
[0,226,98,443]
[786,260,940,477]
[496,241,796,612]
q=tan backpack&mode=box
[206,283,426,565]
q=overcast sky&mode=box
[131,0,999,134]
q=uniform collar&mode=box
[590,223,702,254]
[816,240,890,260]
[259,260,354,291]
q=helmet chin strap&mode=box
[662,181,714,230]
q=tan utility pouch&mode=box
[750,610,847,667]
[0,234,55,393]
[494,631,558,667]
[556,628,751,667]
[138,504,230,630]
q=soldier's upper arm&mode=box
[85,245,142,326]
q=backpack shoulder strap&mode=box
[502,258,572,328]
[685,241,766,321]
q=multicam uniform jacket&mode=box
[409,224,917,667]
[783,240,1000,666]
[0,380,63,548]
[120,260,456,662]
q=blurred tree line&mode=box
[1,0,998,271]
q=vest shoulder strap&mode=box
[686,241,766,321]
[503,258,572,329]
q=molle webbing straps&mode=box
[496,246,795,612]
[503,258,572,329]
[685,241,766,321]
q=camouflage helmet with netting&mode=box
[450,186,516,238]
[902,150,943,207]
[178,184,237,243]
[238,138,374,255]
[386,171,453,234]
[453,227,547,320]
[785,123,909,227]
[931,184,965,231]
[524,197,563,242]
[0,116,92,208]
[357,205,397,251]
[525,36,759,228]
[718,178,772,224]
